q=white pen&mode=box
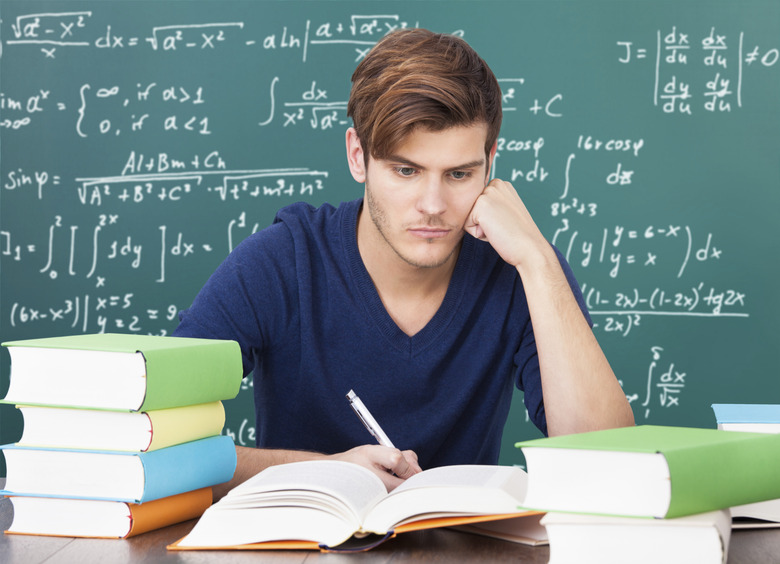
[346,389,396,448]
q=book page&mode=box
[361,465,528,533]
[225,460,387,521]
[390,465,525,496]
[177,460,389,548]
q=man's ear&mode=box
[346,127,367,183]
[485,141,498,183]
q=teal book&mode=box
[712,404,780,433]
[515,425,780,519]
[2,333,243,411]
[0,435,236,503]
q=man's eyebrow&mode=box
[446,158,486,171]
[384,154,423,168]
[383,155,486,171]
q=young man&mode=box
[173,29,634,498]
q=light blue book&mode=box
[712,404,780,433]
[1,435,236,503]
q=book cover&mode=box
[13,401,225,452]
[450,512,548,546]
[732,497,780,527]
[515,425,780,518]
[1,435,236,503]
[712,403,780,433]
[5,487,212,539]
[2,333,243,411]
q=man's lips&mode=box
[407,227,451,239]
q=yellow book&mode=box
[13,401,225,451]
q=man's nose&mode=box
[416,176,446,216]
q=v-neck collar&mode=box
[342,199,474,356]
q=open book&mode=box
[169,460,539,552]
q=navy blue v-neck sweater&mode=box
[174,199,591,469]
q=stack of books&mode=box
[515,425,780,564]
[0,333,243,539]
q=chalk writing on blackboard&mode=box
[617,27,778,113]
[3,4,778,454]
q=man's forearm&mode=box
[212,443,422,502]
[519,248,635,436]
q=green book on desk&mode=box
[1,333,243,411]
[516,425,780,519]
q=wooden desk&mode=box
[2,492,780,563]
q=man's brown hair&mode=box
[347,28,502,166]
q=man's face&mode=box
[356,124,493,270]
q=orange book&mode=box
[6,487,212,539]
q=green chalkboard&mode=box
[2,0,779,474]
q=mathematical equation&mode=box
[1,203,288,286]
[4,14,777,137]
[3,76,570,136]
[554,223,724,280]
[8,293,183,335]
[76,158,328,204]
[5,11,420,60]
[1,132,748,332]
[623,346,689,420]
[586,282,748,337]
[617,26,779,113]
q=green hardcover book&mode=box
[515,425,780,519]
[2,333,243,411]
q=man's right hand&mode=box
[214,445,422,503]
[329,444,422,491]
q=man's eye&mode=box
[396,167,416,176]
[450,171,471,180]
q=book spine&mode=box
[127,487,213,537]
[146,401,226,451]
[139,435,236,502]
